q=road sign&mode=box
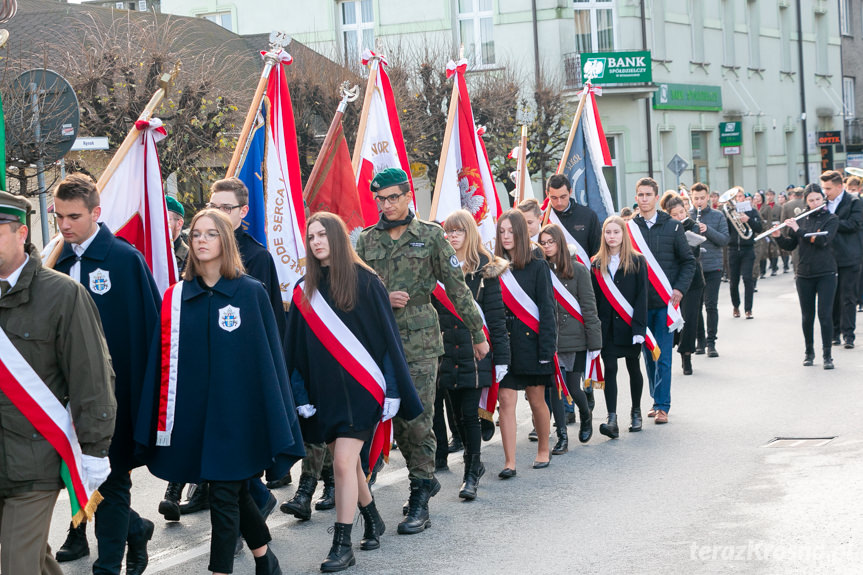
[719,122,742,147]
[723,146,740,156]
[71,136,110,151]
[666,154,689,177]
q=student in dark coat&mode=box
[433,210,510,501]
[286,213,422,572]
[591,216,648,438]
[495,210,557,478]
[545,173,602,258]
[135,209,304,575]
[52,174,160,574]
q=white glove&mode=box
[632,335,645,345]
[297,404,316,418]
[495,365,509,382]
[382,398,401,422]
[539,360,550,364]
[81,455,110,494]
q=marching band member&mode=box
[433,210,510,500]
[494,210,557,477]
[725,187,762,320]
[690,183,729,358]
[772,184,839,369]
[135,209,304,575]
[590,217,648,437]
[286,212,422,572]
[539,224,601,448]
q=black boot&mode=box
[315,467,336,511]
[397,479,432,534]
[402,476,440,515]
[578,411,593,443]
[179,482,209,515]
[320,523,355,572]
[586,389,595,412]
[280,473,317,520]
[681,353,693,375]
[158,482,184,521]
[447,436,464,453]
[599,413,619,439]
[358,500,385,550]
[629,407,643,432]
[803,349,815,366]
[55,521,89,562]
[125,518,155,575]
[551,428,568,455]
[434,453,449,471]
[255,547,283,575]
[458,454,485,500]
[823,349,835,370]
[266,471,292,490]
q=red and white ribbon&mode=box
[547,209,591,266]
[361,49,388,66]
[157,281,183,446]
[592,267,660,361]
[261,49,293,65]
[446,58,468,78]
[626,220,684,332]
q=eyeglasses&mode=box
[191,230,220,242]
[374,191,407,205]
[446,228,466,236]
[205,203,244,214]
[538,240,556,247]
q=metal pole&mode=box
[641,0,654,179]
[795,0,810,184]
[29,82,49,244]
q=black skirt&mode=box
[499,373,551,391]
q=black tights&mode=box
[550,370,590,431]
[602,353,644,414]
[434,387,483,456]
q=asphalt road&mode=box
[49,270,863,574]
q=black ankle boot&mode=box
[578,411,593,443]
[629,408,642,432]
[402,476,439,515]
[125,518,155,575]
[158,482,184,521]
[179,482,209,515]
[397,479,432,534]
[551,429,568,455]
[358,500,386,550]
[599,413,619,439]
[823,349,834,370]
[55,521,89,562]
[681,353,693,375]
[803,350,815,366]
[280,473,317,520]
[255,547,283,575]
[458,453,485,500]
[320,523,355,572]
[315,467,336,511]
[585,389,595,412]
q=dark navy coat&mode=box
[591,255,648,358]
[135,275,305,483]
[55,223,160,472]
[285,266,423,446]
[235,228,286,338]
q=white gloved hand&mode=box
[495,365,509,382]
[382,398,401,422]
[539,360,550,364]
[632,335,645,345]
[81,455,111,494]
[297,404,316,418]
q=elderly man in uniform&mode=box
[0,191,115,575]
[356,168,489,535]
[165,195,188,274]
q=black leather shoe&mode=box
[694,346,705,355]
[803,352,815,367]
[358,500,385,550]
[578,412,593,443]
[315,468,336,511]
[681,353,693,375]
[551,430,568,455]
[532,460,550,469]
[447,437,464,453]
[321,523,355,571]
[397,479,432,534]
[629,408,643,432]
[125,518,154,575]
[707,346,719,358]
[844,341,855,349]
[255,547,283,575]
[280,473,316,520]
[266,471,292,490]
[498,468,517,479]
[434,454,449,471]
[824,356,835,370]
[158,482,184,521]
[527,428,538,442]
[599,413,619,439]
[480,418,495,441]
[833,337,842,346]
[179,482,209,515]
[55,521,89,562]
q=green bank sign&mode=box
[581,51,652,84]
[653,83,722,111]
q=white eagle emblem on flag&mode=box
[218,305,241,332]
[88,268,112,295]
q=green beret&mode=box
[370,168,409,193]
[165,195,184,217]
[0,191,30,225]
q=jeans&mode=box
[697,270,723,348]
[208,480,271,574]
[832,264,860,343]
[93,468,147,574]
[728,246,756,312]
[797,274,837,353]
[643,307,673,413]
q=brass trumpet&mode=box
[719,188,753,240]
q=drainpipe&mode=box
[641,0,654,178]
[531,0,540,89]
[796,0,810,184]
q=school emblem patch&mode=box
[88,268,111,295]
[218,305,241,332]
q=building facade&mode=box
[161,0,843,210]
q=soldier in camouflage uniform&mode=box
[356,168,489,535]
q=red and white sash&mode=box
[592,267,661,361]
[547,209,590,266]
[0,325,102,525]
[157,282,183,447]
[626,220,684,332]
[499,270,571,402]
[431,281,498,420]
[549,270,603,389]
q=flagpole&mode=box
[516,125,528,205]
[304,83,360,201]
[429,47,465,222]
[44,67,179,268]
[351,56,381,174]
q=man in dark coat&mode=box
[821,170,863,348]
[630,177,695,424]
[690,183,729,357]
[546,173,602,258]
[52,174,160,575]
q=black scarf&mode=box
[375,210,415,230]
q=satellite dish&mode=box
[5,68,79,166]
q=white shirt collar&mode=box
[0,254,29,292]
[72,226,100,256]
[828,191,845,213]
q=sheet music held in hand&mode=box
[685,230,707,247]
[803,231,829,238]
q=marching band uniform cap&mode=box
[165,195,185,218]
[0,191,30,225]
[370,168,409,193]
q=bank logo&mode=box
[583,58,606,80]
[725,123,737,133]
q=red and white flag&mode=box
[98,118,178,294]
[432,59,501,249]
[355,51,415,216]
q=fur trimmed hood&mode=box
[481,255,509,279]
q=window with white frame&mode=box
[199,11,232,31]
[339,0,374,68]
[458,0,495,67]
[844,77,856,119]
[840,0,851,36]
[573,0,615,54]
